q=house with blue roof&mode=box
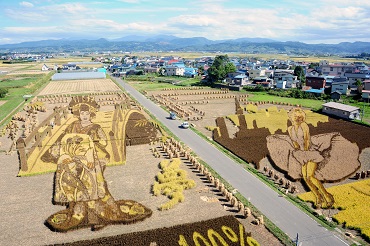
[184,67,198,78]
[226,72,243,84]
[225,72,249,86]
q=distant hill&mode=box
[227,38,278,43]
[1,36,370,55]
[111,35,178,43]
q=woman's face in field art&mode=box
[289,108,306,125]
[79,104,91,123]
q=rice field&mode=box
[298,179,370,240]
[38,79,122,95]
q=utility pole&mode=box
[362,102,365,122]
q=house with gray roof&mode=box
[322,102,360,120]
[331,81,349,95]
[274,72,298,89]
[344,72,370,88]
[232,74,248,86]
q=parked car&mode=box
[169,111,176,120]
[181,121,190,129]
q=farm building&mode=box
[322,102,361,120]
[51,72,106,81]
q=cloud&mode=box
[1,0,370,44]
[169,15,218,27]
[4,9,47,22]
[315,6,365,20]
[4,26,63,34]
[47,3,89,15]
[19,1,34,8]
[0,37,12,43]
[319,0,370,7]
[5,2,91,23]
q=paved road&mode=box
[113,76,350,246]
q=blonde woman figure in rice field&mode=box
[267,108,360,208]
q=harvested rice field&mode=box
[38,79,122,95]
[0,82,281,245]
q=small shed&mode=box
[330,91,342,100]
[322,102,360,120]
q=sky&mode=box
[0,0,370,45]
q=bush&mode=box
[0,88,8,98]
[244,85,268,92]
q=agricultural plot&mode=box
[143,86,370,243]
[0,63,32,73]
[38,79,122,96]
[299,179,370,240]
[0,72,52,126]
[7,70,49,75]
[0,85,281,245]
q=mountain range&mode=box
[1,35,369,55]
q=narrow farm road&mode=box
[113,76,350,246]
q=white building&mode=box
[165,65,185,76]
[322,102,360,120]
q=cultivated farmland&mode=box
[38,79,122,96]
[140,84,370,244]
[0,71,282,245]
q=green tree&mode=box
[197,66,204,76]
[0,88,8,98]
[355,79,363,93]
[158,67,166,76]
[294,66,306,85]
[308,63,319,69]
[207,55,236,83]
